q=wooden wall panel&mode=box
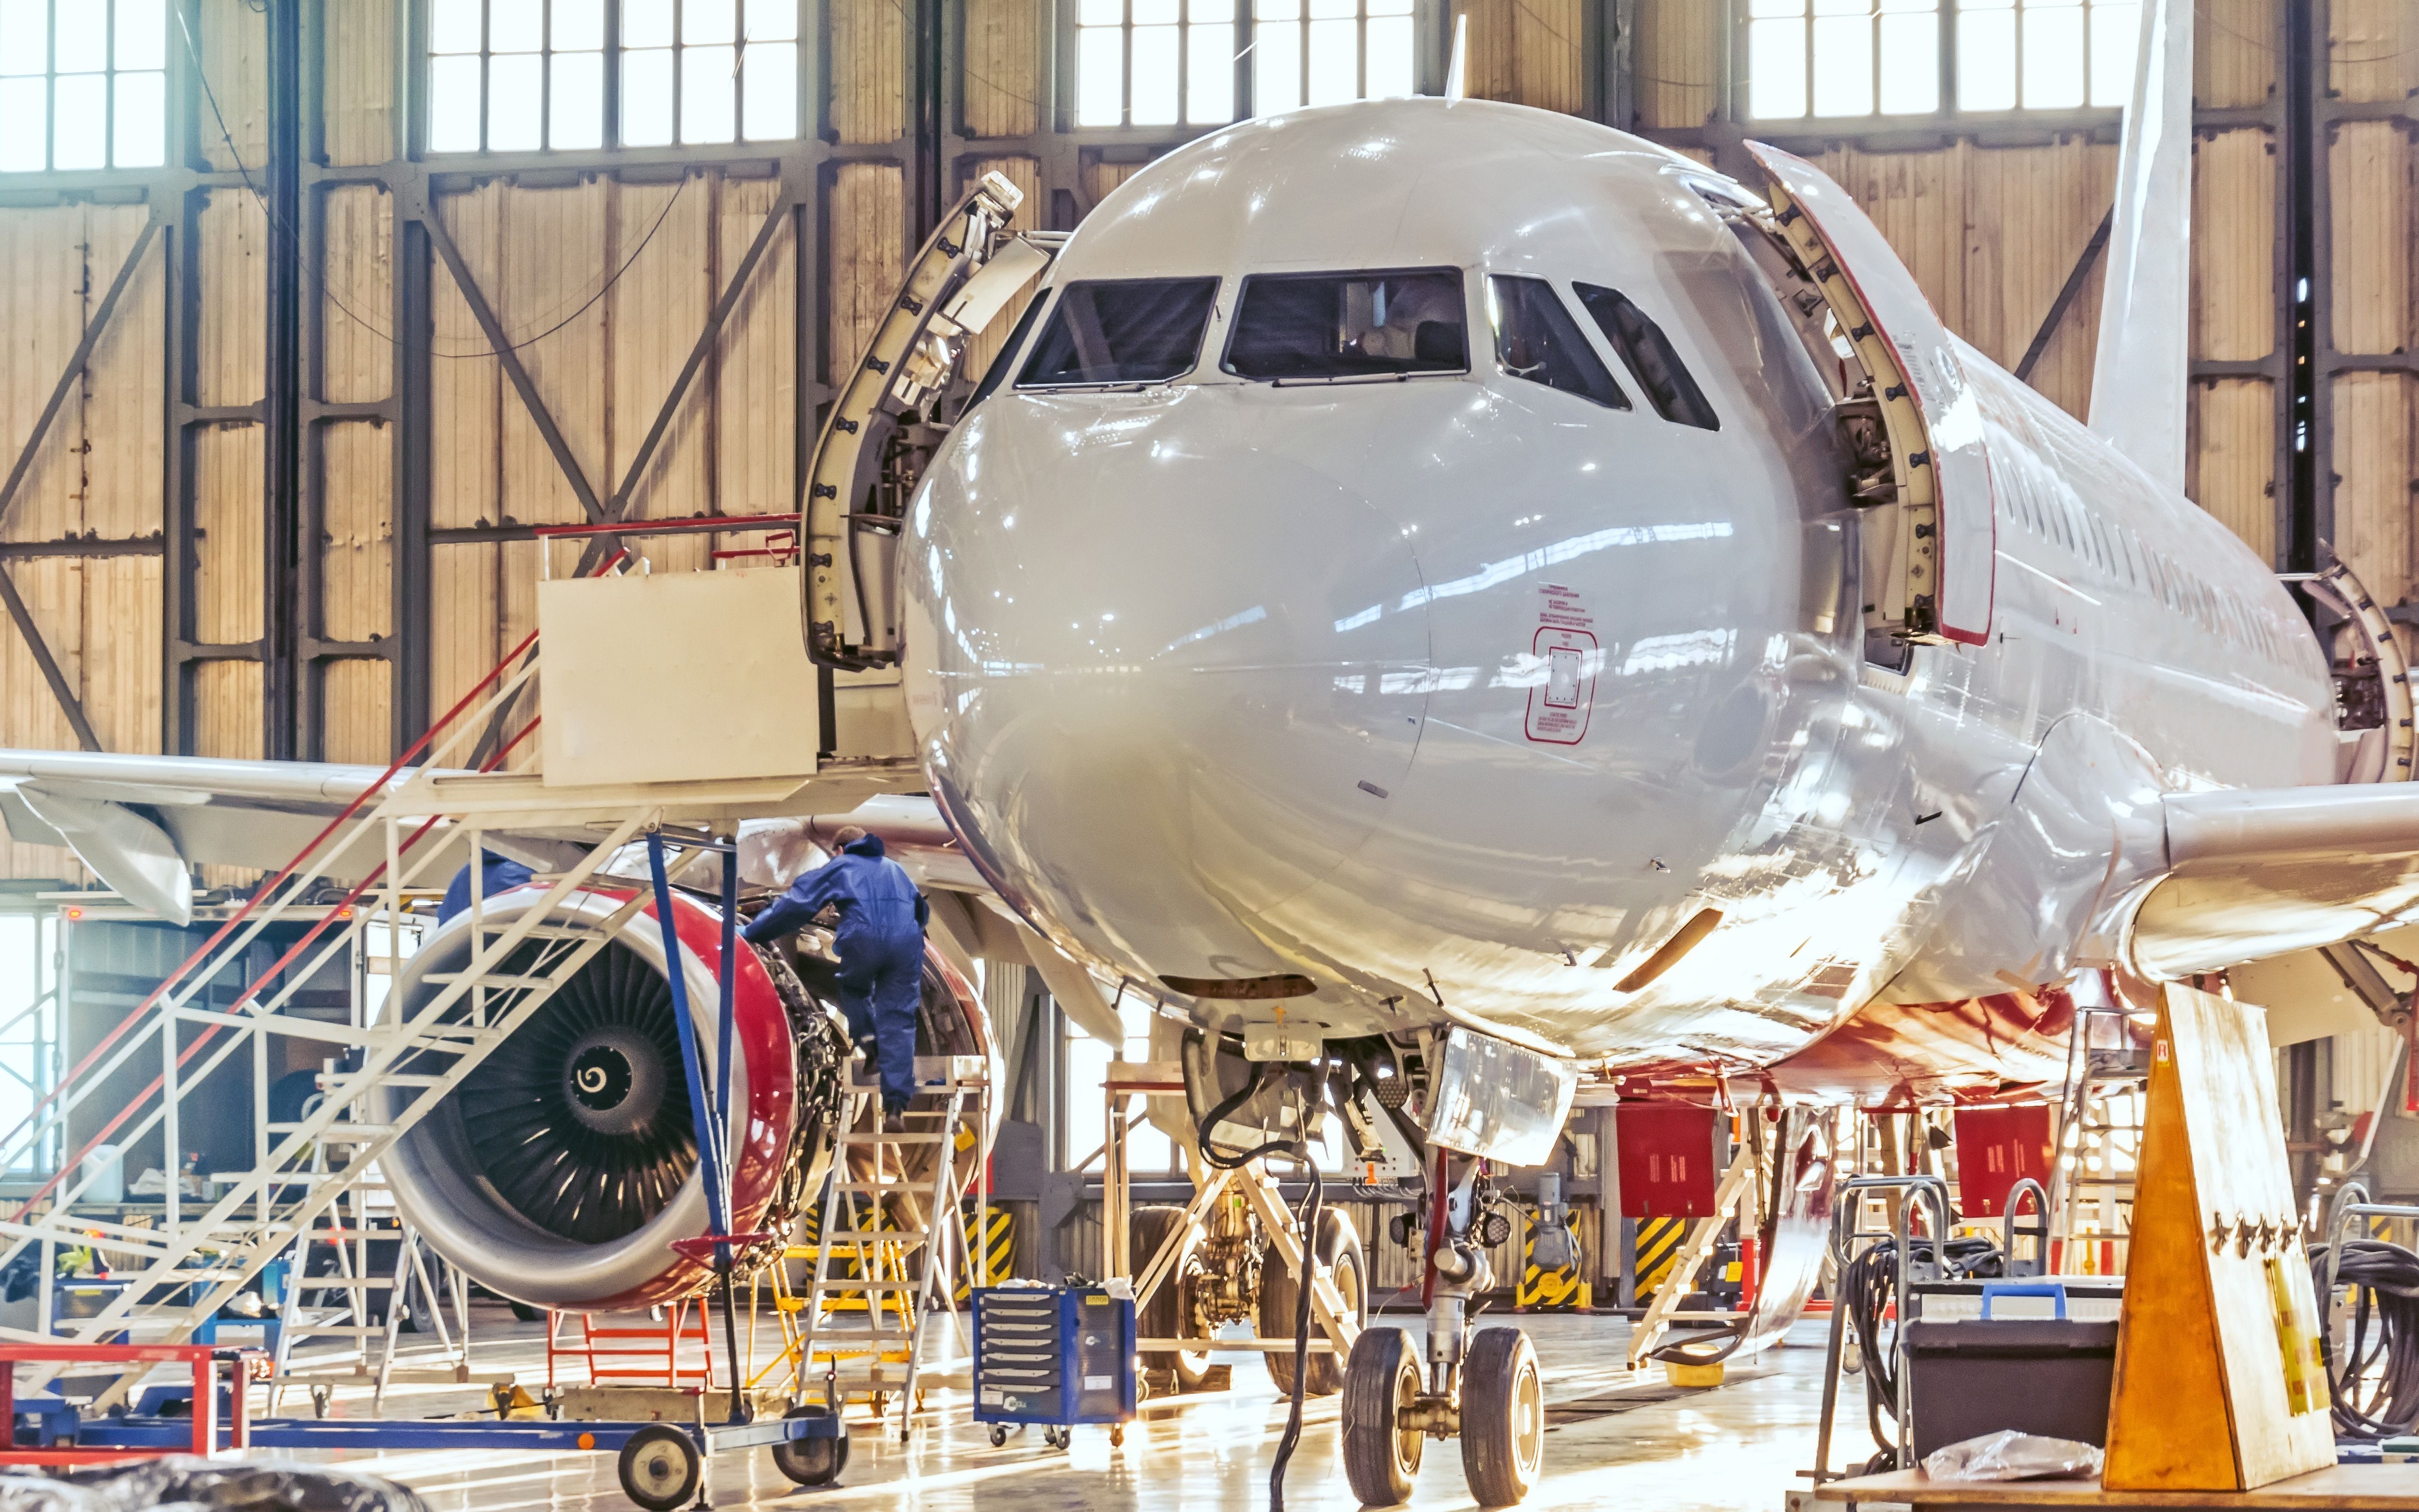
[1634,0,1721,130]
[320,659,391,765]
[201,0,269,172]
[320,421,391,642]
[1085,158,1146,207]
[1960,142,2118,419]
[833,0,908,145]
[322,0,398,167]
[198,192,267,410]
[710,176,799,529]
[964,0,1045,138]
[828,164,905,386]
[193,427,264,646]
[1454,0,1583,115]
[2331,0,2419,105]
[2332,373,2416,614]
[2194,129,2277,363]
[2188,378,2276,564]
[2195,0,2278,110]
[611,177,713,567]
[322,185,395,405]
[2330,120,2412,358]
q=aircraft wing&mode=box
[0,748,1135,1040]
[2131,785,2419,977]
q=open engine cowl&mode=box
[378,887,807,1311]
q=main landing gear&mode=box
[1341,1157,1545,1507]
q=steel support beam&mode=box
[2015,207,2114,385]
[262,0,304,761]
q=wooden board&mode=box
[2103,984,2336,1492]
[1816,1465,2419,1508]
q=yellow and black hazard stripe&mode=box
[1635,1216,1686,1300]
[1517,1216,1589,1310]
[955,1207,1014,1301]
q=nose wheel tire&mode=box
[769,1405,851,1488]
[1460,1326,1544,1507]
[1342,1325,1424,1507]
[617,1425,703,1512]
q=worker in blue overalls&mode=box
[744,826,929,1129]
[437,849,534,925]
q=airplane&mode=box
[6,0,2419,1501]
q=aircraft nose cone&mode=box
[902,391,1431,979]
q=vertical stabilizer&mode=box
[2086,0,2193,492]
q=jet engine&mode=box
[377,885,992,1311]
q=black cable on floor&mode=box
[2313,1238,2419,1440]
[1268,1162,1322,1512]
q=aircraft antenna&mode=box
[1445,14,1467,101]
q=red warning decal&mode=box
[1525,583,1596,746]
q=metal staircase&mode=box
[794,1055,989,1442]
[0,634,697,1402]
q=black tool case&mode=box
[1901,1281,2119,1457]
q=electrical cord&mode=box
[1840,1235,2006,1458]
[1189,1054,1321,1512]
[2312,1238,2419,1440]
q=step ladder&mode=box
[2048,1005,2146,1276]
[1625,1145,1758,1369]
[547,1302,719,1390]
[262,1159,471,1412]
[794,1054,989,1442]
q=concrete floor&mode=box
[249,1310,1845,1512]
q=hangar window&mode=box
[1252,0,1417,113]
[426,0,801,155]
[1017,277,1220,387]
[1224,268,1466,380]
[1074,0,1238,128]
[1572,285,1719,431]
[0,0,168,173]
[1746,0,2139,121]
[1487,276,1629,411]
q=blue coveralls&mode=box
[743,834,928,1112]
[437,851,534,924]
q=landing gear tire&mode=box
[1131,1205,1226,1392]
[617,1424,702,1512]
[769,1405,850,1488]
[1460,1326,1544,1507]
[1342,1325,1424,1507]
[1262,1208,1366,1397]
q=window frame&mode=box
[1486,273,1633,412]
[419,0,810,159]
[1738,0,2141,129]
[1061,0,1436,135]
[1218,265,1472,382]
[1013,274,1223,390]
[0,0,174,177]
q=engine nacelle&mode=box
[379,886,990,1310]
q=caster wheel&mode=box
[1111,1425,1125,1448]
[1461,1326,1544,1507]
[1343,1326,1423,1507]
[618,1425,703,1512]
[1045,1425,1071,1450]
[770,1405,850,1488]
[988,1425,1009,1447]
[309,1384,331,1420]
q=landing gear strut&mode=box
[1341,1154,1544,1507]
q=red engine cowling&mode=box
[378,886,986,1310]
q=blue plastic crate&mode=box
[971,1286,1134,1429]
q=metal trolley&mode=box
[971,1286,1136,1449]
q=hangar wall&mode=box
[0,1,2406,889]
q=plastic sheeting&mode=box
[0,1459,425,1512]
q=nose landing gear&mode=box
[1341,1158,1545,1507]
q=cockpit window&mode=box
[1573,283,1721,431]
[1222,268,1468,380]
[1487,275,1630,411]
[1016,277,1219,388]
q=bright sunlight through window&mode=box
[1747,0,2139,121]
[428,0,800,154]
[1075,0,1414,129]
[0,0,169,174]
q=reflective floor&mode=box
[262,1311,1839,1512]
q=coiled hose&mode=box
[1840,1235,2007,1465]
[2312,1238,2419,1440]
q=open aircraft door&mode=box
[1746,142,1995,648]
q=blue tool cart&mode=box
[972,1286,1136,1449]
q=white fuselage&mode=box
[899,99,2333,1079]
